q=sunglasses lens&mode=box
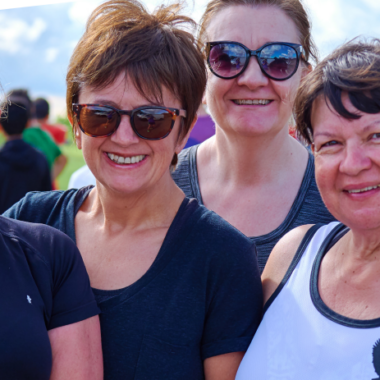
[209,43,247,78]
[78,106,118,136]
[133,108,174,139]
[260,44,298,79]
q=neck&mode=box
[202,124,308,186]
[88,171,185,230]
[344,228,380,261]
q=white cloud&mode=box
[68,0,103,25]
[0,15,47,54]
[26,18,47,41]
[45,47,59,62]
[0,0,74,10]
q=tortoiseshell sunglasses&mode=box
[72,104,187,140]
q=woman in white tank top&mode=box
[236,39,380,380]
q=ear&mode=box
[311,142,315,154]
[69,113,82,150]
[175,115,198,154]
[301,62,312,80]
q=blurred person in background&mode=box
[236,38,380,380]
[10,89,67,181]
[0,97,51,213]
[4,1,263,379]
[172,0,336,272]
[32,97,67,145]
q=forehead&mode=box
[311,94,380,137]
[78,72,180,107]
[206,5,301,47]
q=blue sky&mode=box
[0,0,380,119]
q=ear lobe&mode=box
[301,62,313,79]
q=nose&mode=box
[236,55,269,89]
[109,114,140,146]
[339,142,371,176]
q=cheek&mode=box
[277,82,299,105]
[314,157,340,206]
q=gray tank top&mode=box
[172,145,336,272]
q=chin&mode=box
[338,209,380,232]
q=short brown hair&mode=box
[66,0,206,140]
[295,38,380,144]
[199,0,317,64]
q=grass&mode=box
[57,141,86,190]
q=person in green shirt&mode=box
[10,90,67,181]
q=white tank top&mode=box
[236,222,380,380]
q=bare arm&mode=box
[52,154,67,181]
[48,315,103,380]
[204,352,245,380]
[261,224,314,304]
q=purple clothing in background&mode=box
[185,115,215,149]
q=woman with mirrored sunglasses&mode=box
[3,1,263,379]
[172,0,336,272]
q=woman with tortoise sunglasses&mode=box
[3,1,263,379]
[172,0,336,272]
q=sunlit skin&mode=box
[312,94,380,233]
[73,72,246,380]
[205,5,305,138]
[262,93,380,321]
[196,5,310,237]
[75,72,188,197]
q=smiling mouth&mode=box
[233,99,272,105]
[346,185,380,194]
[107,153,146,165]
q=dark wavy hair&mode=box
[295,38,380,144]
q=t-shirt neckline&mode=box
[189,145,314,244]
[72,188,194,309]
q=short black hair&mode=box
[7,89,32,120]
[1,101,29,135]
[33,98,50,119]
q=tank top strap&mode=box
[264,221,341,313]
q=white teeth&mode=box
[234,99,271,105]
[107,153,145,165]
[347,185,380,193]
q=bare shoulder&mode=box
[261,224,314,305]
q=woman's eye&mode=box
[321,140,339,147]
[371,133,380,140]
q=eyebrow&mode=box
[89,99,163,109]
[314,120,380,139]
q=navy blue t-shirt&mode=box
[4,187,263,380]
[0,139,51,214]
[0,216,99,380]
